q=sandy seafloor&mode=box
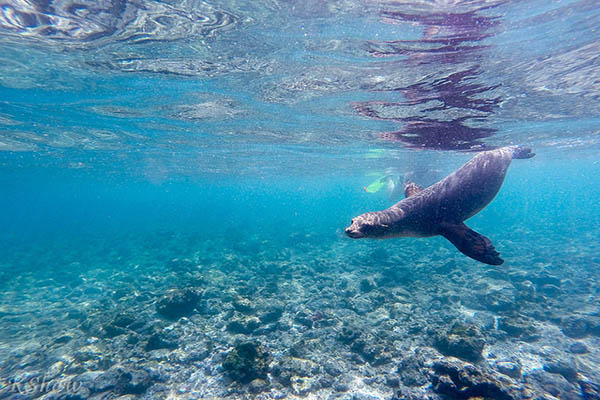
[1,192,600,400]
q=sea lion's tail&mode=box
[511,146,535,159]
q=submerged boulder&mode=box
[477,285,519,312]
[543,358,579,382]
[561,315,591,338]
[569,342,589,354]
[338,324,361,344]
[145,329,179,351]
[526,368,579,400]
[259,305,283,324]
[97,365,152,395]
[226,315,261,334]
[156,288,201,319]
[232,297,256,313]
[76,365,153,396]
[397,350,429,387]
[271,356,322,394]
[433,323,485,362]
[498,316,538,341]
[495,360,522,379]
[430,359,515,400]
[350,335,392,366]
[359,277,377,293]
[222,342,270,384]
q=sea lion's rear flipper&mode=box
[404,180,423,198]
[439,223,504,265]
[511,146,535,159]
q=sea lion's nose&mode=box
[345,227,363,238]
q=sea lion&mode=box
[345,146,535,265]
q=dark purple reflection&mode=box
[356,3,506,150]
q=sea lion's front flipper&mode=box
[404,180,423,198]
[439,223,504,265]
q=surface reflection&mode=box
[355,2,506,150]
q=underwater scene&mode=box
[1,0,600,399]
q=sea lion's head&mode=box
[345,212,388,239]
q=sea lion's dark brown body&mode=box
[345,146,534,265]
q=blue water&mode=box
[1,1,600,399]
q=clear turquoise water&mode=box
[1,1,600,399]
